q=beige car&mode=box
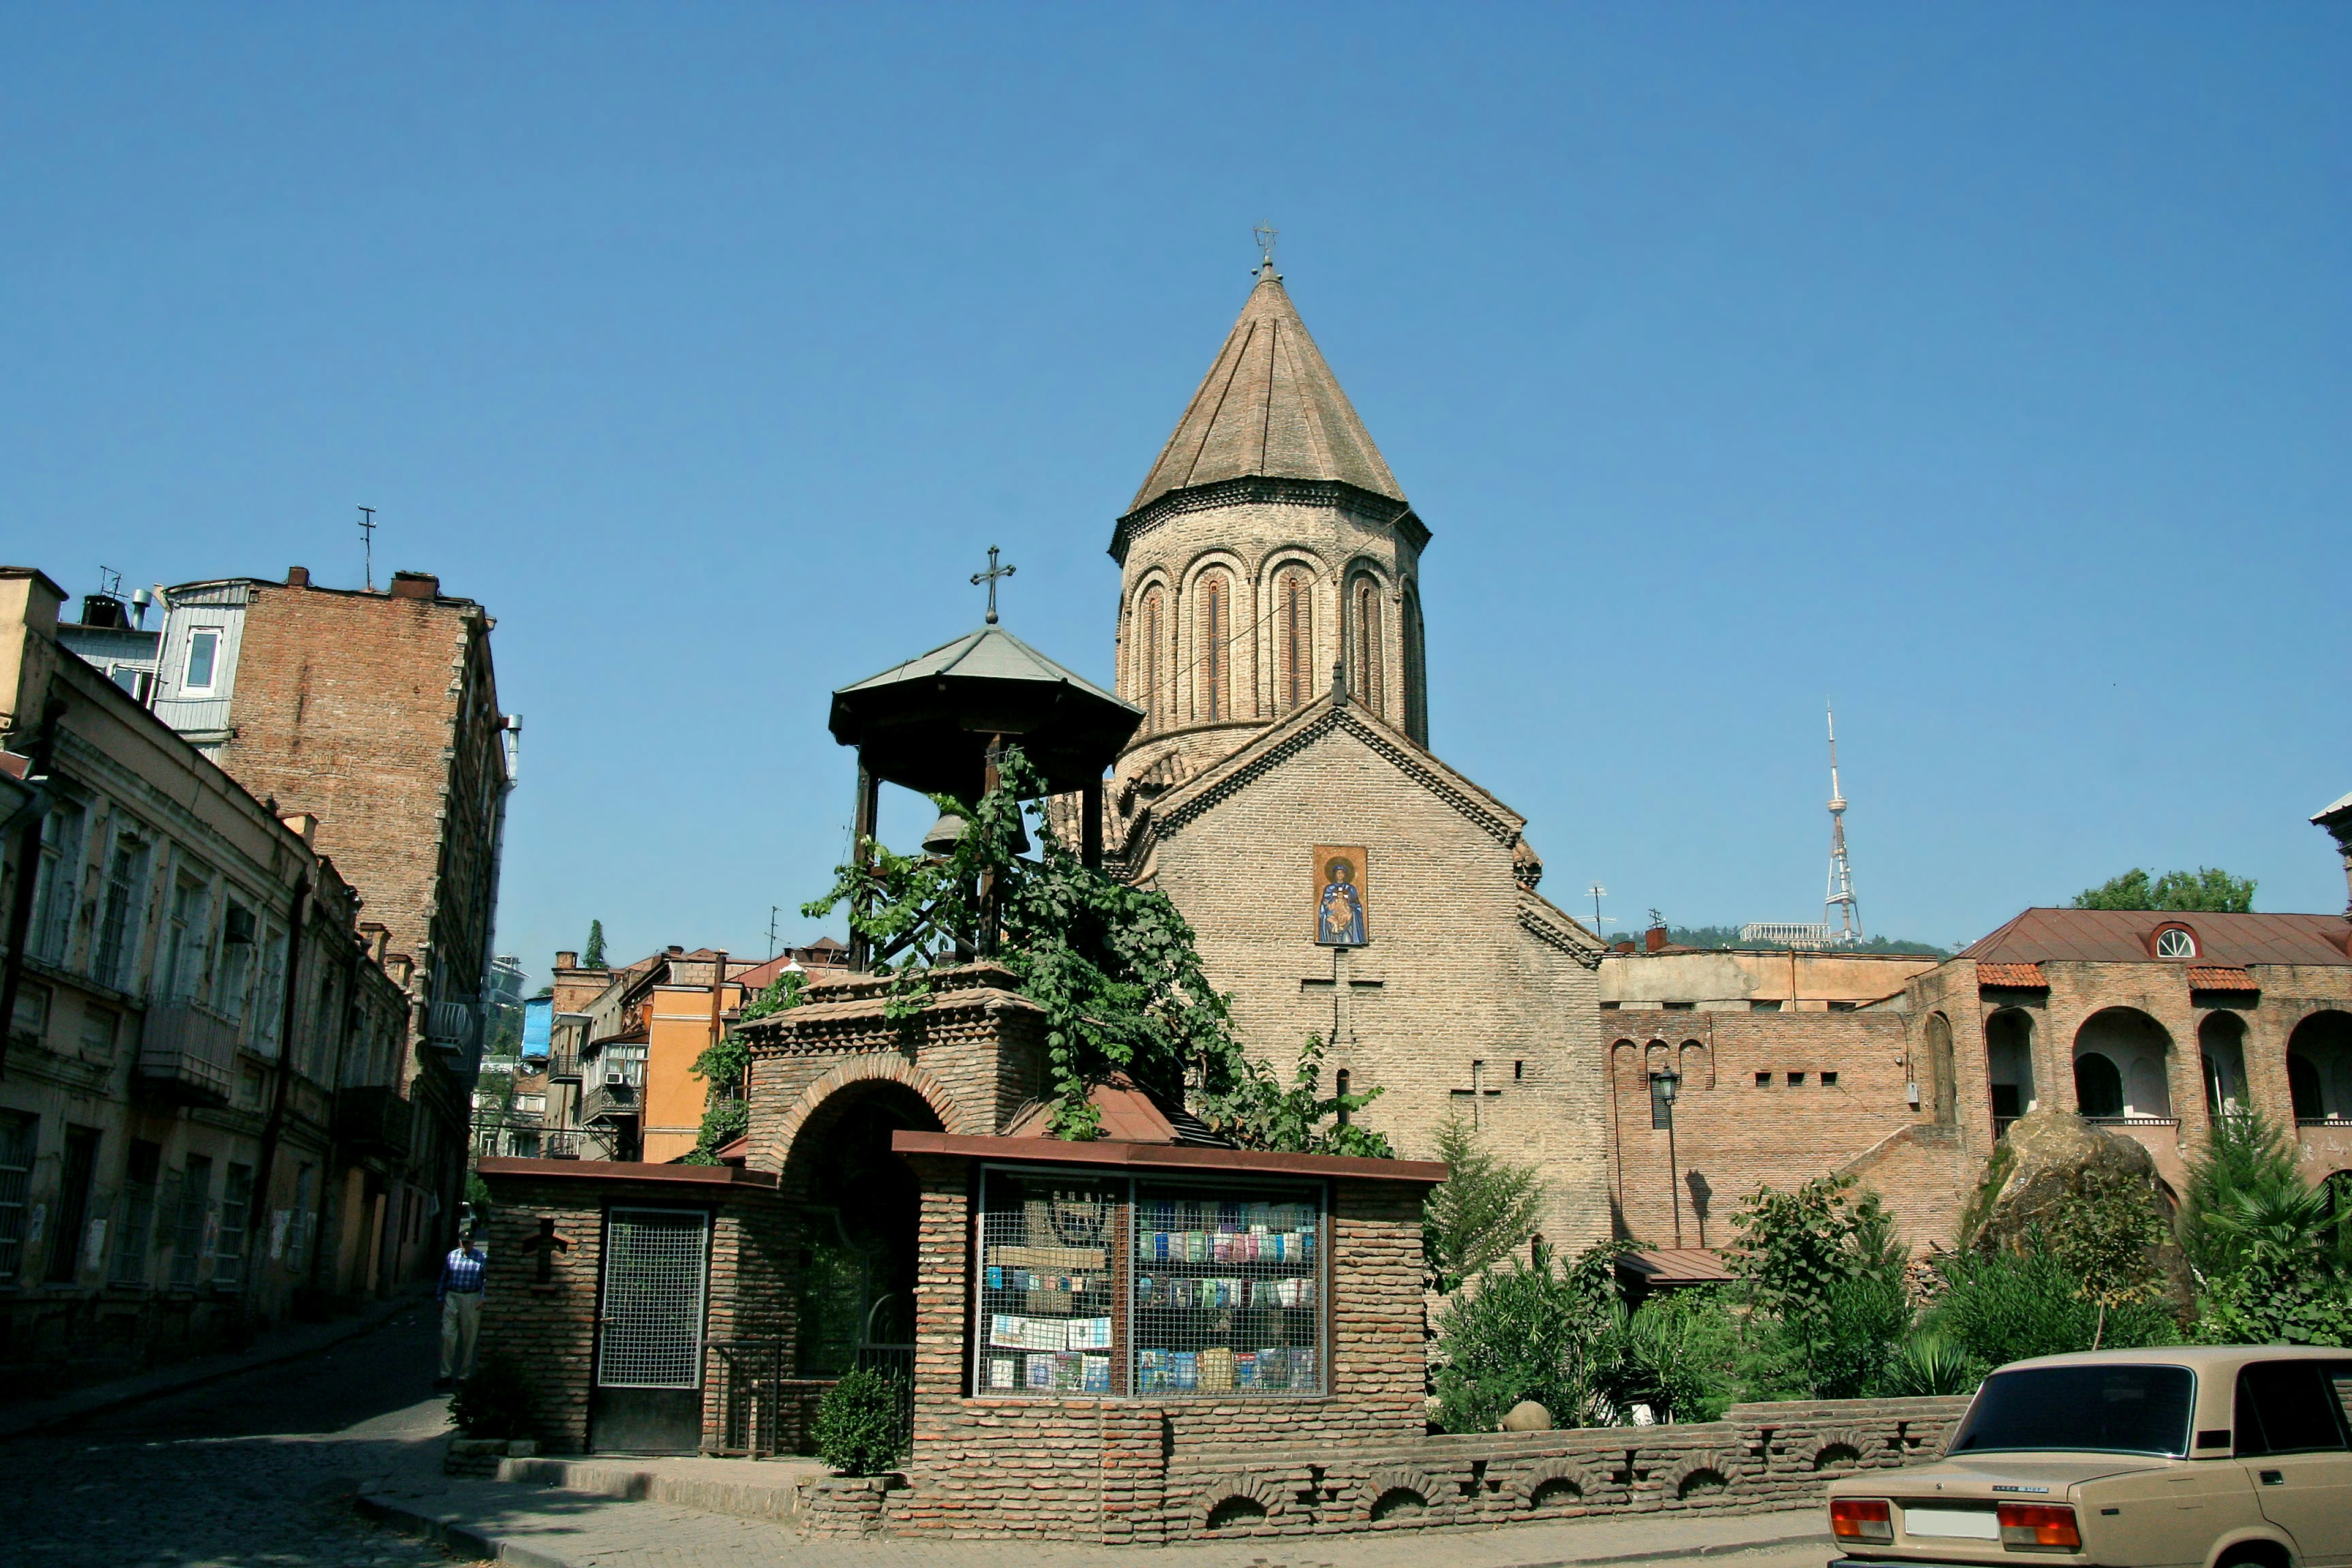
[1826,1347,2352,1568]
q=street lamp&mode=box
[1649,1067,1684,1248]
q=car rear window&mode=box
[1951,1365,2196,1457]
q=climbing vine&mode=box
[801,747,1388,1153]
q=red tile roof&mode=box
[1976,962,2048,989]
[1961,908,2352,968]
[2187,965,2260,993]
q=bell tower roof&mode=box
[1125,265,1409,521]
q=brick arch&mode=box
[1679,1038,1713,1090]
[772,1054,973,1172]
[1510,1457,1600,1510]
[1191,1471,1286,1529]
[1808,1426,1877,1469]
[1657,1449,1740,1499]
[1363,1463,1447,1522]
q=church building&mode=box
[1102,262,1618,1246]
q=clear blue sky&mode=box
[4,5,2345,976]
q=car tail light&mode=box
[1997,1502,2082,1551]
[1830,1498,1894,1544]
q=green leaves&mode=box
[2182,1110,2352,1346]
[2072,867,2256,913]
[1422,1115,1546,1293]
[1200,1035,1395,1159]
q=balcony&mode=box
[580,1079,638,1125]
[136,1003,239,1106]
[334,1085,414,1158]
[426,998,478,1054]
[545,1047,581,1082]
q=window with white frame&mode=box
[971,1168,1327,1400]
[183,628,223,692]
[92,833,149,990]
[29,802,85,965]
[2155,927,2198,959]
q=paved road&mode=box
[0,1306,473,1568]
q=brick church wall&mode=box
[1138,718,1615,1250]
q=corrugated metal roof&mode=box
[1976,962,2049,989]
[1961,908,2352,968]
[1618,1248,1736,1284]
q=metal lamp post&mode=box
[1651,1066,1684,1248]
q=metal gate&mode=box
[589,1206,710,1453]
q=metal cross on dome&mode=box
[971,545,1016,625]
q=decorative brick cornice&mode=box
[1109,477,1429,565]
[1519,898,1605,971]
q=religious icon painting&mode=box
[1312,846,1370,947]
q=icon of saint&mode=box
[1318,856,1366,946]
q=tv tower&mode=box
[1824,703,1861,945]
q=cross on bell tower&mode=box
[971,545,1016,625]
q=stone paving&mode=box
[0,1303,1836,1568]
[0,1305,479,1568]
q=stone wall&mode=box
[807,1387,1972,1540]
[1604,1009,1976,1251]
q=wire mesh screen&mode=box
[974,1171,1121,1396]
[598,1207,710,1388]
[1133,1183,1322,1397]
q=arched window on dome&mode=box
[1401,587,1428,745]
[1349,576,1383,714]
[1137,584,1167,732]
[1197,570,1231,723]
[1276,568,1314,714]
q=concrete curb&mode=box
[0,1288,432,1442]
[355,1491,575,1568]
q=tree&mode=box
[2073,867,2255,913]
[803,747,1378,1155]
[1730,1174,1912,1398]
[2182,1110,2352,1346]
[1423,1116,1547,1292]
[582,919,609,969]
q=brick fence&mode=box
[805,1392,1970,1541]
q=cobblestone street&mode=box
[0,1308,472,1568]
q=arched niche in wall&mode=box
[2198,1011,2250,1118]
[1923,1011,1958,1126]
[2073,1008,2174,1121]
[1984,1008,2037,1126]
[2286,1009,2352,1123]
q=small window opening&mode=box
[1754,1071,1771,1088]
[1821,1071,1839,1087]
[1787,1071,1806,1087]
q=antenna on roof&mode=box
[96,566,124,600]
[1252,222,1279,274]
[1825,702,1862,946]
[357,506,378,592]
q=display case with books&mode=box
[1130,1182,1324,1398]
[973,1170,1123,1396]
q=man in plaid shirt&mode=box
[435,1232,488,1387]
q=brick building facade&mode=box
[145,566,518,1272]
[0,567,437,1398]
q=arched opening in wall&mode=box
[2073,1052,2124,1120]
[2285,1010,2352,1125]
[1137,584,1167,733]
[1197,570,1231,723]
[1276,567,1314,714]
[1348,576,1383,713]
[782,1080,943,1378]
[2199,1012,2250,1118]
[1645,1041,1672,1128]
[1401,588,1427,745]
[1985,1009,2036,1134]
[1679,1039,1712,1090]
[2073,1008,2173,1121]
[1924,1012,1958,1126]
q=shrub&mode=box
[813,1366,909,1475]
[1599,1286,1744,1423]
[1882,1332,1977,1397]
[449,1351,537,1440]
[1732,1174,1912,1398]
[1924,1246,2173,1370]
[1431,1244,1621,1432]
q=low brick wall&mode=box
[801,1393,1970,1542]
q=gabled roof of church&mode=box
[1120,692,1605,969]
[1126,266,1407,518]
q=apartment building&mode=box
[0,569,447,1396]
